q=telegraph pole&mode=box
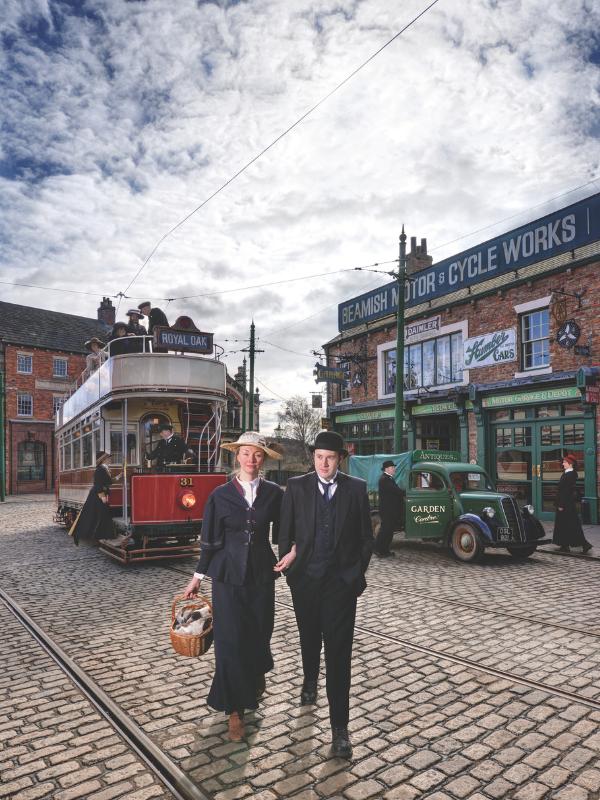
[0,371,5,502]
[242,322,264,432]
[394,226,407,452]
[241,358,247,433]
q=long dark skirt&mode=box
[553,508,586,547]
[208,578,275,715]
[71,490,114,545]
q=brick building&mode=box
[324,192,600,523]
[0,298,115,495]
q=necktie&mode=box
[320,480,335,501]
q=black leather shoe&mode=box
[331,727,352,759]
[582,541,593,554]
[300,680,317,705]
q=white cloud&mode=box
[1,0,599,432]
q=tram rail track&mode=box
[165,564,600,712]
[0,586,209,800]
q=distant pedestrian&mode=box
[553,455,592,554]
[276,430,373,759]
[69,451,120,545]
[84,336,104,376]
[182,432,283,741]
[375,460,405,557]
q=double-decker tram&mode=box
[55,331,228,564]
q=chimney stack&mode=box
[97,297,115,326]
[406,235,433,275]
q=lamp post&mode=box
[394,226,407,453]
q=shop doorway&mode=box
[414,415,459,453]
[490,405,588,520]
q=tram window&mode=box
[109,428,138,464]
[411,471,444,491]
[93,426,102,458]
[73,436,81,469]
[64,443,72,470]
[82,434,93,467]
[141,413,170,457]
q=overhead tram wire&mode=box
[117,0,442,299]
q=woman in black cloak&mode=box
[182,432,283,742]
[552,454,592,553]
[70,451,119,545]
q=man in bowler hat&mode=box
[145,424,189,468]
[375,460,405,557]
[275,430,373,759]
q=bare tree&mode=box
[278,396,322,466]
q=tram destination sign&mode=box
[154,327,214,354]
[338,191,600,331]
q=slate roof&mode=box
[0,300,111,354]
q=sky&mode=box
[1,0,599,432]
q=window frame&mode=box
[17,393,33,416]
[520,308,550,371]
[53,357,69,378]
[17,352,33,374]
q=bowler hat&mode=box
[309,431,348,457]
[138,301,151,310]
[382,460,396,470]
[158,424,174,432]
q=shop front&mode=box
[408,400,466,458]
[477,385,597,522]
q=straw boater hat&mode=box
[126,308,143,319]
[221,431,281,460]
[85,337,104,350]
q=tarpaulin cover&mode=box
[348,452,412,492]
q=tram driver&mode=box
[145,423,190,469]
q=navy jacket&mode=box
[196,479,283,586]
[279,471,373,596]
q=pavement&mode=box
[539,522,600,560]
[1,497,600,800]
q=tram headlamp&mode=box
[482,506,495,518]
[523,504,535,515]
[179,491,197,509]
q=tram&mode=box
[54,328,228,564]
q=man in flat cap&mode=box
[375,460,405,557]
[276,430,373,759]
[145,424,189,469]
[137,301,168,336]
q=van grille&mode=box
[501,497,526,542]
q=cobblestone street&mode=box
[1,497,599,800]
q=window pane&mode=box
[496,449,531,481]
[17,441,45,481]
[540,424,561,445]
[82,434,93,467]
[521,309,549,369]
[72,435,81,469]
[408,344,422,388]
[436,336,451,385]
[110,431,122,464]
[64,443,72,470]
[17,394,33,416]
[514,426,532,447]
[17,354,32,373]
[422,340,435,387]
[451,332,463,381]
[384,349,396,394]
[53,358,68,377]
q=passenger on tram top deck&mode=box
[126,309,147,352]
[137,301,169,335]
[108,322,132,356]
[84,337,104,376]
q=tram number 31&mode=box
[179,477,193,486]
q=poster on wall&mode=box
[463,329,517,368]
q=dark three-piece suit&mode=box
[279,471,373,727]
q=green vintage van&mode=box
[350,451,551,562]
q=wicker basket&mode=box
[170,594,213,657]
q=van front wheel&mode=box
[450,523,483,563]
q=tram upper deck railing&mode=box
[57,336,227,429]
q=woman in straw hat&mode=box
[69,451,120,546]
[182,431,283,741]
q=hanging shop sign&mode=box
[313,363,346,384]
[154,327,213,354]
[482,386,580,408]
[463,328,516,368]
[585,387,600,404]
[338,192,600,331]
[556,319,581,349]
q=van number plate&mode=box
[497,527,512,541]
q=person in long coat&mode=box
[146,424,189,468]
[275,430,373,759]
[182,432,283,742]
[137,301,169,335]
[375,459,405,557]
[553,454,592,553]
[70,451,119,545]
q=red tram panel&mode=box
[130,473,227,525]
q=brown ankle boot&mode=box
[228,711,244,741]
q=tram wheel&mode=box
[507,545,537,559]
[450,523,483,563]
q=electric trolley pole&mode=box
[242,322,264,432]
[241,358,247,433]
[394,226,407,453]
